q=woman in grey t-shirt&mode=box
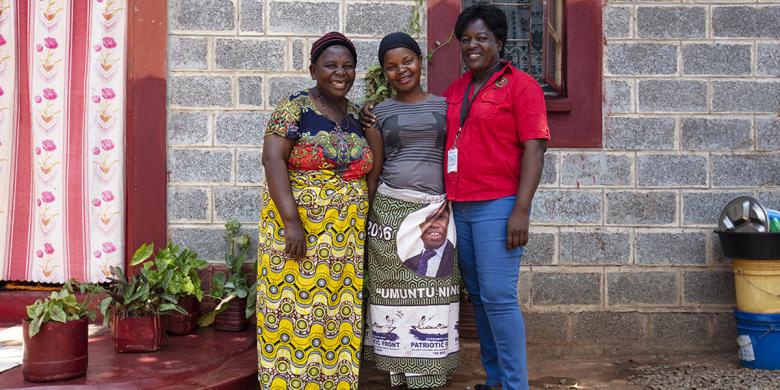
[362,32,460,390]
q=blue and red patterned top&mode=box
[265,90,373,182]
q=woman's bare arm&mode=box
[364,127,384,203]
[507,139,547,249]
[262,136,307,259]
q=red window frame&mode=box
[543,0,565,94]
[124,0,168,270]
[427,0,602,148]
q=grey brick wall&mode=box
[167,0,779,355]
[166,0,422,263]
[523,0,779,355]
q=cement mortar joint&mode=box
[165,0,777,330]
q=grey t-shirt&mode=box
[374,95,447,195]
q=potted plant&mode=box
[99,244,185,352]
[200,219,256,331]
[22,281,98,382]
[143,243,208,335]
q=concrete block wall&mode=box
[523,0,778,356]
[166,0,780,355]
[166,0,421,263]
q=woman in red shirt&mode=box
[444,5,549,390]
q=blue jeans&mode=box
[453,196,528,390]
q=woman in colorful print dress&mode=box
[257,32,374,390]
[361,32,460,390]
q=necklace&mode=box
[311,87,350,131]
[311,87,352,167]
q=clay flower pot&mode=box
[215,298,248,332]
[166,295,201,336]
[111,314,165,352]
[22,317,88,382]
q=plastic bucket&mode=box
[215,298,248,332]
[733,260,780,313]
[22,317,88,382]
[111,314,165,352]
[166,295,201,336]
[735,311,780,370]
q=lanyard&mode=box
[458,78,480,128]
[453,62,504,148]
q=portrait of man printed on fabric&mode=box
[399,203,455,278]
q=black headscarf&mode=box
[378,32,422,67]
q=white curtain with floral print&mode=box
[0,0,126,283]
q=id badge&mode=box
[447,147,458,173]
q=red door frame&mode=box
[427,0,603,148]
[124,0,168,270]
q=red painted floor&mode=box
[0,325,258,389]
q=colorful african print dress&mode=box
[257,90,373,390]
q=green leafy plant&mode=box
[98,244,186,325]
[406,0,424,36]
[363,0,453,102]
[364,64,394,104]
[25,281,99,338]
[143,243,208,301]
[199,219,256,326]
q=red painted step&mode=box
[0,325,258,389]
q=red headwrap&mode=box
[310,31,357,65]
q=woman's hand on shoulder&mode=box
[360,100,378,129]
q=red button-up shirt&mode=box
[443,62,551,201]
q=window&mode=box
[0,0,166,298]
[427,0,602,148]
[544,0,565,93]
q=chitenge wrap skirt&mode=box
[363,183,461,389]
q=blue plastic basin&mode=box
[735,310,780,370]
